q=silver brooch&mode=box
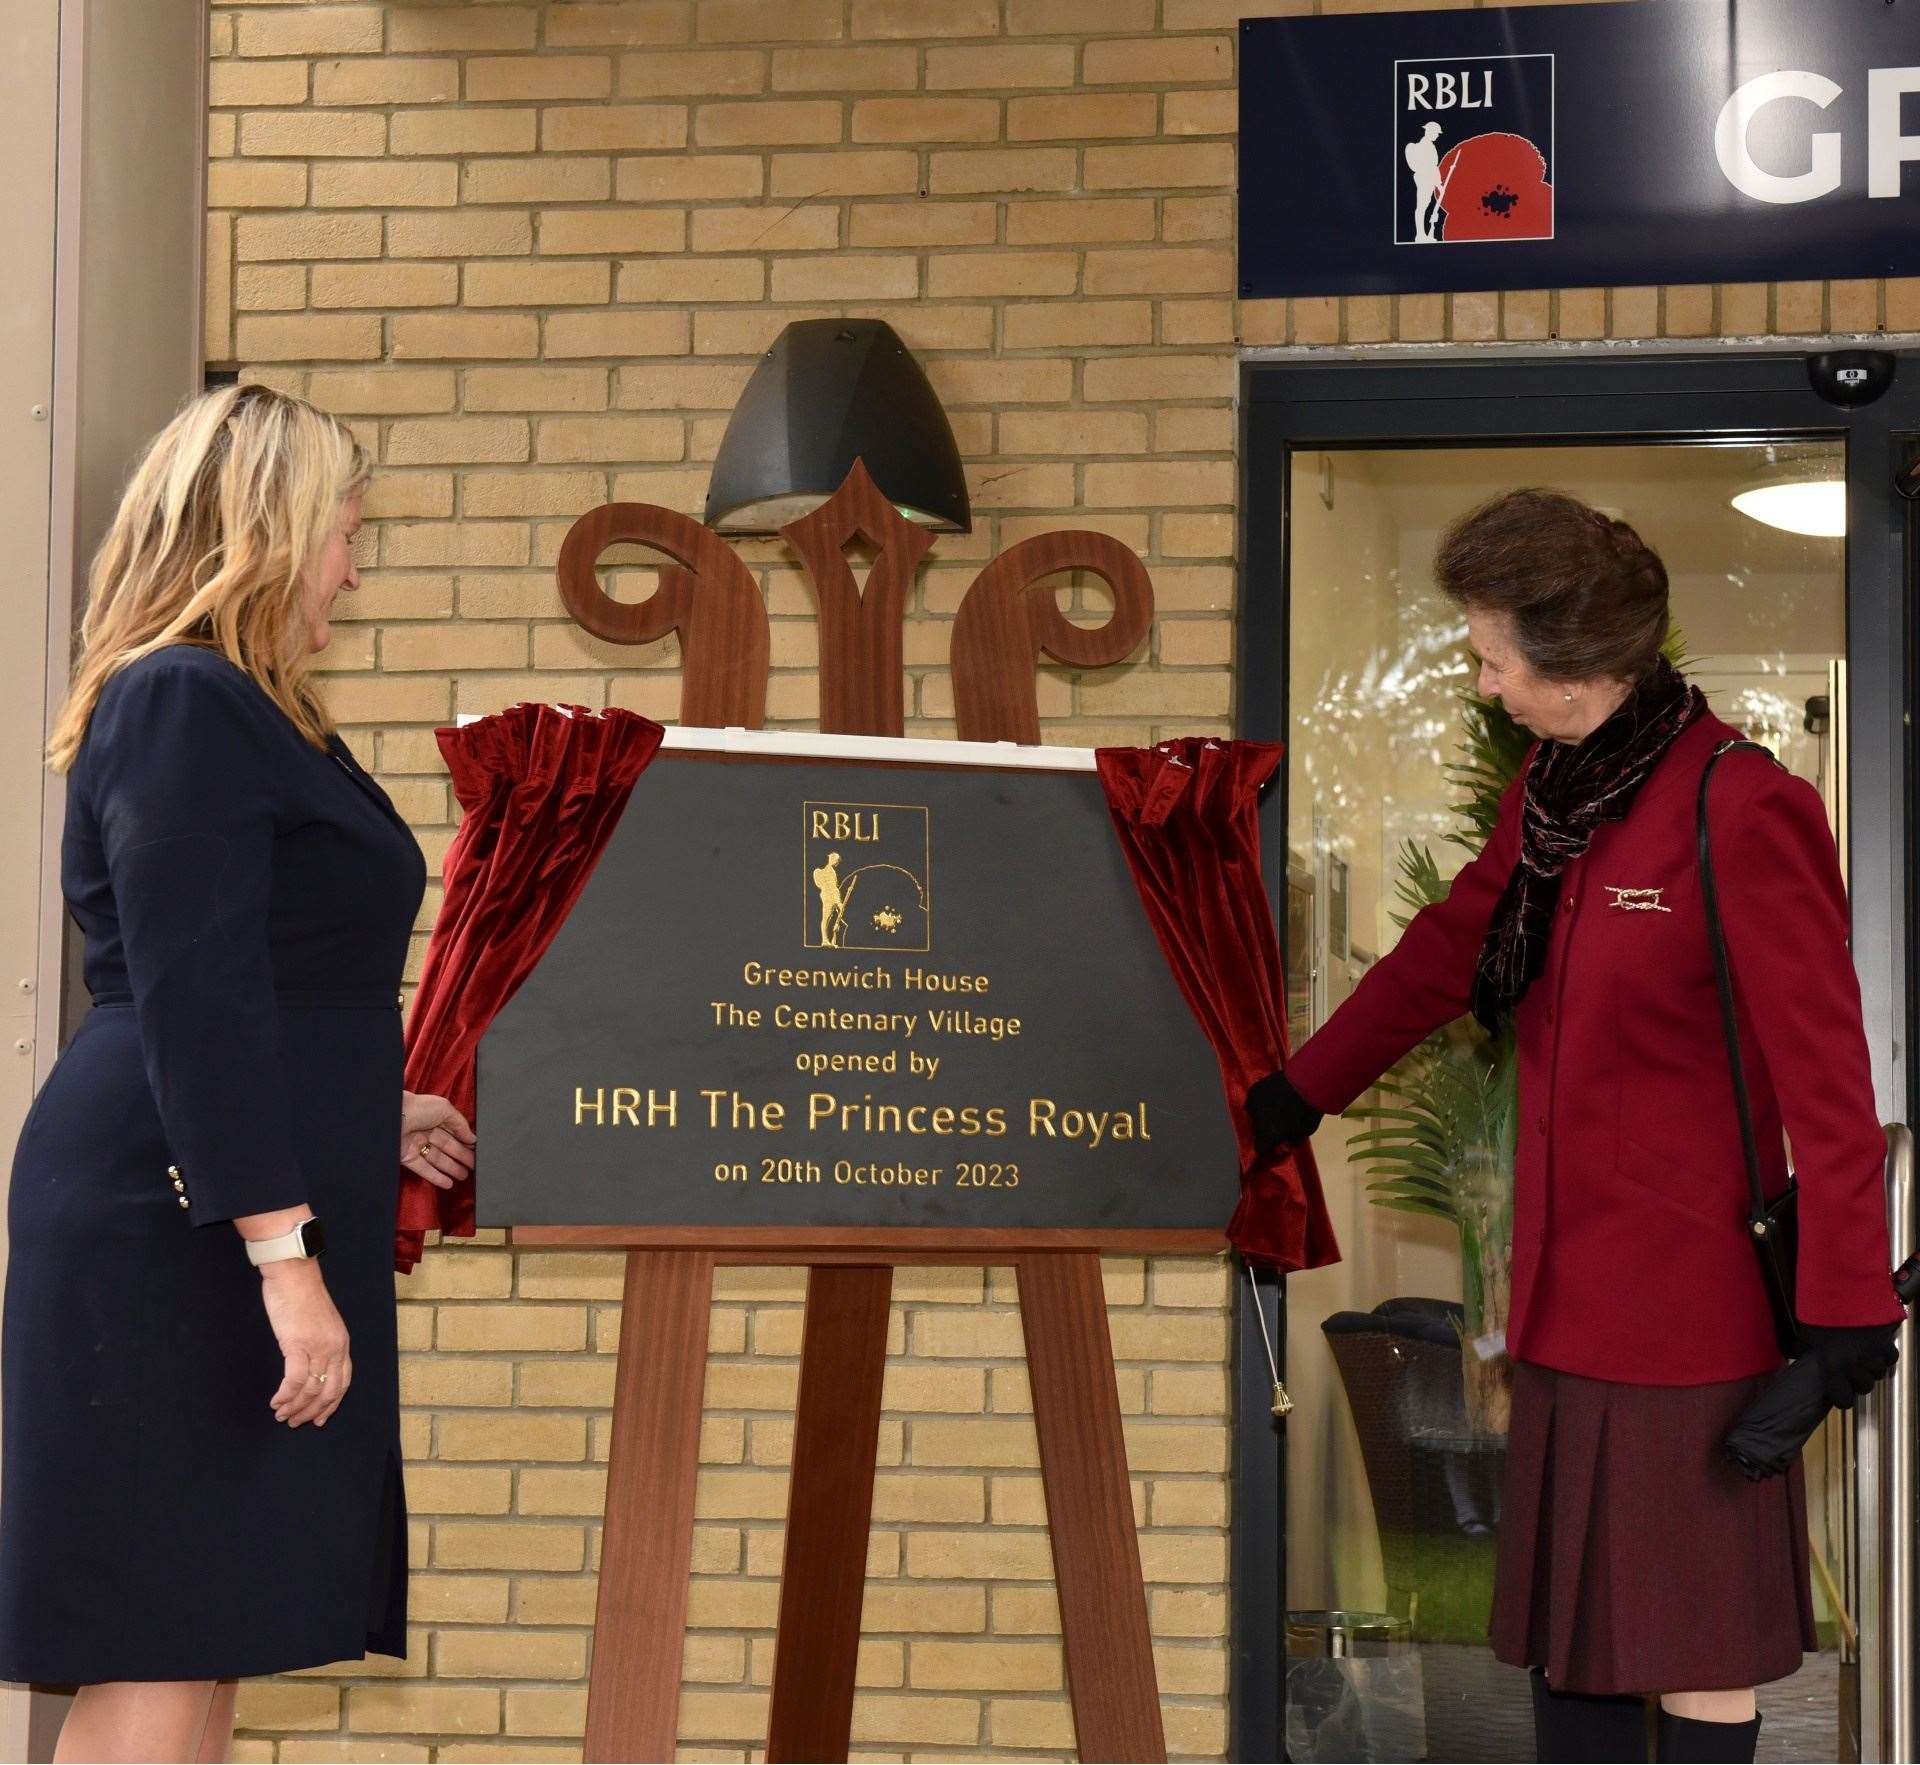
[1606,886,1671,913]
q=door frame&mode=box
[1232,347,1919,1761]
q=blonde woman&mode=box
[0,384,475,1762]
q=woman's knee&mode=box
[1659,1689,1757,1723]
[57,1678,222,1762]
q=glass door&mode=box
[1234,350,1920,1765]
[1283,439,1846,1763]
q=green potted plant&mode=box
[1343,682,1527,1434]
[1346,640,1686,1436]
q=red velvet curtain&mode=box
[1096,737,1339,1272]
[395,702,665,1272]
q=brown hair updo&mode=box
[1432,486,1670,684]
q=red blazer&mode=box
[1287,708,1902,1385]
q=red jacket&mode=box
[1287,708,1902,1384]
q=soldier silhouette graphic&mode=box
[1405,120,1446,243]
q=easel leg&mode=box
[1017,1252,1168,1764]
[766,1264,894,1764]
[584,1249,715,1764]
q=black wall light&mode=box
[703,318,971,535]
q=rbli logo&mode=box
[1395,53,1556,246]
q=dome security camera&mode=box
[1807,349,1895,409]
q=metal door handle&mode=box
[1860,1121,1915,1763]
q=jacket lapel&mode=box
[325,735,414,838]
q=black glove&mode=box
[1245,1070,1323,1159]
[1797,1320,1901,1410]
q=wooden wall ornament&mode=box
[556,501,769,729]
[537,461,1173,1762]
[778,456,934,739]
[950,530,1156,745]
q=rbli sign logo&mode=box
[1394,53,1556,246]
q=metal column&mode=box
[1859,1123,1916,1763]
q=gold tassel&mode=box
[1246,1261,1292,1419]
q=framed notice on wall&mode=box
[476,730,1242,1240]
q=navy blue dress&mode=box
[0,644,426,1681]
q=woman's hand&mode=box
[257,1259,351,1427]
[402,1090,476,1191]
[1245,1069,1324,1159]
[1798,1320,1901,1409]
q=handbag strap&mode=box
[1696,737,1783,1222]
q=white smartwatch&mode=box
[245,1217,327,1266]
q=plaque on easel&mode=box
[485,464,1226,1764]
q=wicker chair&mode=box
[1320,1300,1533,1760]
[1321,1298,1505,1640]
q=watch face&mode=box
[298,1218,327,1258]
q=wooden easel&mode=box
[524,465,1206,1763]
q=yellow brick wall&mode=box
[204,2,1914,1759]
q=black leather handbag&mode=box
[1697,738,1802,1359]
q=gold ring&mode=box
[316,1373,328,1383]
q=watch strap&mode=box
[244,1217,325,1265]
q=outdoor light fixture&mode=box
[1730,453,1846,539]
[703,319,971,535]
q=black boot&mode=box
[1654,1708,1761,1763]
[1531,1666,1650,1763]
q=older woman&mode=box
[0,384,475,1762]
[1251,488,1901,1765]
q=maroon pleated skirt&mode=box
[1489,1359,1817,1695]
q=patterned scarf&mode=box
[1469,656,1703,1034]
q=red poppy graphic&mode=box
[1436,131,1553,241]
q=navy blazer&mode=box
[0,644,426,1680]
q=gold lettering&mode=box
[575,1086,605,1126]
[612,1087,641,1126]
[820,809,882,842]
[702,1089,777,1130]
[647,1089,678,1128]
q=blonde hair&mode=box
[46,382,373,772]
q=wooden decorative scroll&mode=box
[779,458,934,739]
[555,467,1157,741]
[949,530,1155,745]
[556,501,768,729]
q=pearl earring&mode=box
[1564,690,1574,702]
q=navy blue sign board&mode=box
[476,734,1241,1233]
[1239,0,1920,299]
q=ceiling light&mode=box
[1730,476,1845,538]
